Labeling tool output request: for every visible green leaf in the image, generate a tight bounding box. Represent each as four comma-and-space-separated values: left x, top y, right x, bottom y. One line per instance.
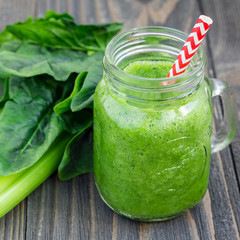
0, 78, 10, 107
0, 132, 72, 217
0, 45, 104, 177
0, 11, 124, 181
5, 10, 123, 51
58, 126, 93, 181
44, 10, 75, 21
0, 42, 87, 80
73, 93, 94, 111
0, 76, 64, 176
54, 71, 87, 114
59, 109, 93, 134
0, 40, 22, 52
94, 23, 123, 49
54, 51, 104, 112
72, 23, 123, 51
71, 52, 104, 111
0, 79, 3, 99
0, 29, 18, 46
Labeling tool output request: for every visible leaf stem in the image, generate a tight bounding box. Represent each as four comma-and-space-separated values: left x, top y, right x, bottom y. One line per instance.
0, 133, 71, 218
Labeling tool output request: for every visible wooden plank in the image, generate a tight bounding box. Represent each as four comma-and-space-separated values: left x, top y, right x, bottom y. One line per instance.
0, 201, 26, 240
0, 0, 36, 31
190, 191, 216, 240
90, 174, 114, 240
24, 2, 114, 240
27, 0, 232, 240
200, 0, 240, 239
211, 86, 240, 240
0, 0, 239, 240
25, 173, 114, 240
140, 213, 195, 240
92, 1, 214, 240
104, 0, 202, 32
0, 1, 36, 240
69, 0, 84, 23
198, 0, 240, 87
25, 174, 57, 240
94, 0, 113, 23
211, 91, 240, 236
69, 174, 91, 240
82, 0, 98, 23
23, 1, 92, 238
35, 0, 47, 17
95, 1, 239, 239
25, 173, 93, 240
114, 214, 140, 240
208, 153, 240, 240
51, 178, 73, 240
231, 86, 240, 185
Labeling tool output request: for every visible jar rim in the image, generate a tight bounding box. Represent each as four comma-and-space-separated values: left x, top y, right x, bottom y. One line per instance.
104, 26, 206, 89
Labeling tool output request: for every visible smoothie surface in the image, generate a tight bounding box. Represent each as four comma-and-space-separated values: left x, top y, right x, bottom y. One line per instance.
123, 60, 173, 78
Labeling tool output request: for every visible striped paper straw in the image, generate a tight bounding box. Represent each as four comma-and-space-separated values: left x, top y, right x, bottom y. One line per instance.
167, 15, 213, 79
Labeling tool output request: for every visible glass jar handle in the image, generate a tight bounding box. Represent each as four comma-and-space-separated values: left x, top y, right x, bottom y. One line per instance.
210, 78, 237, 153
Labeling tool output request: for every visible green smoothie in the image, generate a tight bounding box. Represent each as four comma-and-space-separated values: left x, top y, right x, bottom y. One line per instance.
94, 60, 212, 220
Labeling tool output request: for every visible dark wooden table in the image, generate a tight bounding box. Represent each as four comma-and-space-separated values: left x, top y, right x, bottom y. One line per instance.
0, 0, 240, 239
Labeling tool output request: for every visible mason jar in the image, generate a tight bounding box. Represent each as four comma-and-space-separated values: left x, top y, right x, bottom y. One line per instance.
93, 27, 237, 221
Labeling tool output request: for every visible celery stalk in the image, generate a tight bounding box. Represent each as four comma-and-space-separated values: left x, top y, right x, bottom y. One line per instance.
0, 170, 28, 193
0, 133, 71, 218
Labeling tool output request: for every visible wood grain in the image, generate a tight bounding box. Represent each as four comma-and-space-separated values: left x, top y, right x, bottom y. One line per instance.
0, 1, 35, 239
191, 191, 215, 239
0, 0, 239, 239
231, 87, 240, 187
0, 0, 36, 30
200, 1, 240, 239
199, 0, 240, 86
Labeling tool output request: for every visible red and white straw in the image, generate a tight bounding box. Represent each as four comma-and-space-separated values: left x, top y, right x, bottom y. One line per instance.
166, 15, 213, 81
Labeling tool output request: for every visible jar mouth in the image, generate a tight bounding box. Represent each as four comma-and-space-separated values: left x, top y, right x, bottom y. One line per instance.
104, 26, 206, 91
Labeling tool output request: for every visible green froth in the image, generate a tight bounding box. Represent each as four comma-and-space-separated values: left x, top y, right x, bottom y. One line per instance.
124, 60, 173, 78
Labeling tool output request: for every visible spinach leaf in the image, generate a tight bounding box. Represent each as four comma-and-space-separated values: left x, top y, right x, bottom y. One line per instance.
0, 11, 123, 180
5, 10, 122, 51
0, 40, 22, 52
0, 79, 3, 100
0, 76, 64, 176
53, 51, 104, 112
0, 29, 18, 46
58, 126, 93, 181
0, 78, 10, 107
44, 10, 75, 21
93, 23, 124, 49
71, 52, 104, 111
54, 72, 87, 114
0, 42, 87, 80
59, 109, 93, 134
